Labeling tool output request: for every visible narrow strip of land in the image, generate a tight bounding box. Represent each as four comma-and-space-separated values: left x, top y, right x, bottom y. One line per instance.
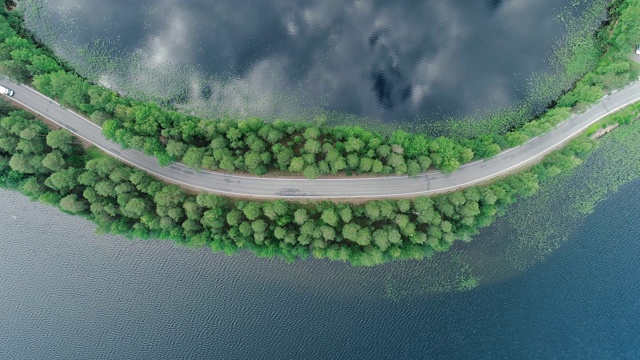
2, 78, 639, 199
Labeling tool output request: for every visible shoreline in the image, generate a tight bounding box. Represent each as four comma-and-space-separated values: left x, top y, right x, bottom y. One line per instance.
3, 77, 640, 200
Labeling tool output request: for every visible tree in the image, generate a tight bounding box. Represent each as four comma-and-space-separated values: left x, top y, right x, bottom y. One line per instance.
388, 228, 402, 245
359, 157, 373, 173
244, 151, 265, 174
407, 160, 421, 176
346, 154, 359, 169
16, 132, 46, 154
330, 156, 347, 174
0, 58, 30, 83
299, 220, 316, 240
94, 179, 117, 197
264, 128, 283, 144
386, 153, 406, 174
242, 202, 262, 221
435, 196, 455, 218
413, 197, 436, 224
480, 188, 498, 205
183, 200, 203, 220
166, 140, 187, 159
373, 229, 390, 251
289, 157, 305, 173
364, 201, 380, 221
109, 166, 133, 184
303, 164, 320, 179
397, 199, 410, 213
339, 206, 352, 223
154, 185, 186, 208
448, 191, 466, 207
274, 145, 293, 170
9, 153, 35, 173
417, 156, 432, 171
342, 223, 361, 242
320, 208, 339, 227
274, 226, 287, 240
378, 200, 396, 219
182, 219, 203, 235
319, 225, 336, 241
85, 157, 120, 177
303, 139, 321, 154
441, 220, 453, 233
460, 201, 480, 218
506, 172, 539, 197
395, 214, 410, 229
120, 198, 146, 218
194, 208, 221, 231
406, 135, 430, 158
251, 220, 268, 243
303, 127, 320, 140
389, 130, 411, 153
226, 209, 242, 226
219, 156, 235, 172
48, 71, 91, 109
0, 133, 17, 153
40, 150, 65, 171
182, 147, 205, 169
355, 228, 372, 246
345, 137, 364, 153
45, 168, 80, 191
371, 159, 384, 174
27, 54, 62, 75
429, 137, 462, 172
22, 176, 46, 198
59, 194, 88, 214
294, 208, 308, 225
505, 131, 529, 147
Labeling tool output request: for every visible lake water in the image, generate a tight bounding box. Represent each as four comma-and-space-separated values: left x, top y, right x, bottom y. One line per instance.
20, 0, 603, 125
2, 179, 639, 359
5, 1, 638, 358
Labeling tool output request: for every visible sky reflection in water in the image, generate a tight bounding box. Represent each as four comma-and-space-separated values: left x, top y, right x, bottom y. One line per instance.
27, 0, 573, 123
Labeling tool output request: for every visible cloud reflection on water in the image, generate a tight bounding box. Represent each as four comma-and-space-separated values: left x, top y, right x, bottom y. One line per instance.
25, 0, 570, 124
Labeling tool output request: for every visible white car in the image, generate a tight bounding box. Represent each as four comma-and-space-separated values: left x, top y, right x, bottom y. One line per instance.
636, 44, 640, 55
0, 85, 14, 96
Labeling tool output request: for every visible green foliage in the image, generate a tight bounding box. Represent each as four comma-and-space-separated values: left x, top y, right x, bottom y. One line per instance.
0, 108, 534, 265
1, 1, 636, 180
0, 1, 636, 267
1, 106, 587, 266
59, 194, 87, 214
46, 129, 76, 154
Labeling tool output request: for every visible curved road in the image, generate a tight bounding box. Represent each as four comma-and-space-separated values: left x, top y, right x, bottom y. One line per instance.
1, 78, 639, 199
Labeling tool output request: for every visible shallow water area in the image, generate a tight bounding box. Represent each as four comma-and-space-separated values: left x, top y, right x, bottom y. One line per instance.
20, 0, 600, 125
1, 179, 640, 359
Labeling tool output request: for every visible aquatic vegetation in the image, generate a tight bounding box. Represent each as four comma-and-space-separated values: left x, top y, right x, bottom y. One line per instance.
378, 109, 640, 293
0, 99, 619, 266
17, 0, 609, 136
0, 108, 510, 265
0, 0, 637, 267
500, 106, 640, 270
2, 0, 636, 180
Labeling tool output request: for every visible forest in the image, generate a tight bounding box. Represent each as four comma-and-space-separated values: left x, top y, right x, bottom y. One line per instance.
0, 1, 637, 265
0, 104, 606, 265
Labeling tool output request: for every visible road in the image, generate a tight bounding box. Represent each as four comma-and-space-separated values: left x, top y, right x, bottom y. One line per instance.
1, 78, 639, 199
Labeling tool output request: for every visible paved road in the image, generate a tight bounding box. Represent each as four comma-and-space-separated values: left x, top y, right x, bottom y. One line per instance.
1, 78, 639, 199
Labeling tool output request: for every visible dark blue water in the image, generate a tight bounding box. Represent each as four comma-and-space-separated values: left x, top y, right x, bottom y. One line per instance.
20, 0, 602, 124
1, 180, 639, 359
